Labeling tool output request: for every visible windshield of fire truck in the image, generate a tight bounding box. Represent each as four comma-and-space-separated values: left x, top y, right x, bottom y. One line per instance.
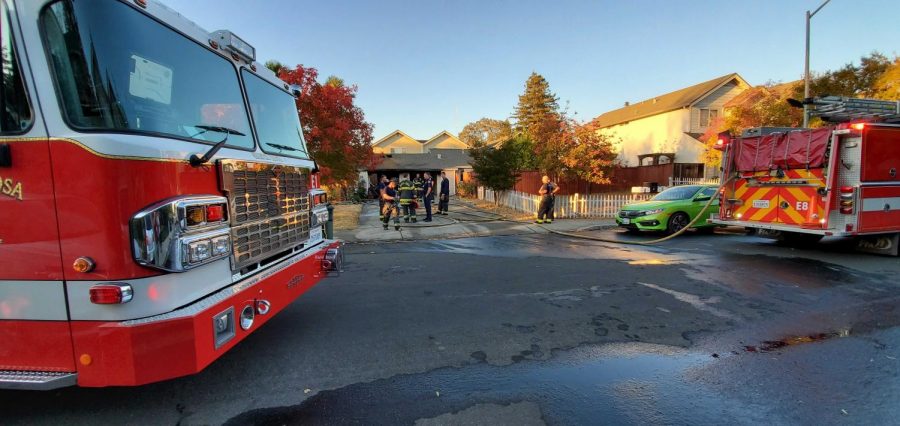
40, 0, 254, 149
242, 70, 309, 158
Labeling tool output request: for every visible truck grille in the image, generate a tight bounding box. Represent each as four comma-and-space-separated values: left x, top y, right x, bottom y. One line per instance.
219, 160, 311, 271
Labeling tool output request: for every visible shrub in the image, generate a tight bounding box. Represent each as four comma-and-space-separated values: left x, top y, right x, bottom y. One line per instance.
457, 181, 477, 198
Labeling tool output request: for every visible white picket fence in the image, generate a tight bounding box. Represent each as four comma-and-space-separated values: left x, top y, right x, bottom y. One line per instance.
668, 176, 720, 186
477, 187, 652, 218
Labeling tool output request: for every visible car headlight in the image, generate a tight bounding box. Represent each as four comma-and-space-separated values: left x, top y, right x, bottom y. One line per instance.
641, 208, 665, 216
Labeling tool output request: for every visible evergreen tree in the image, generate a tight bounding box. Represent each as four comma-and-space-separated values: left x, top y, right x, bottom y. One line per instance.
513, 72, 560, 140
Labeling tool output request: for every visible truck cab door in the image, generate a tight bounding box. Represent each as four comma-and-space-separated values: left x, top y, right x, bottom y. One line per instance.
0, 0, 75, 374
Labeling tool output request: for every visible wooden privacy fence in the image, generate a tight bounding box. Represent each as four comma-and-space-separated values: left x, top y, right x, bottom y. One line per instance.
477, 187, 652, 219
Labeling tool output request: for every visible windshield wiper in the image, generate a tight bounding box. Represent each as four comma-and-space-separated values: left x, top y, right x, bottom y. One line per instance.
265, 142, 300, 152
189, 125, 246, 167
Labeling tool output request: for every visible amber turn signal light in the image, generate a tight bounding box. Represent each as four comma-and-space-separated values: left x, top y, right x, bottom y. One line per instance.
186, 205, 206, 226
73, 257, 95, 273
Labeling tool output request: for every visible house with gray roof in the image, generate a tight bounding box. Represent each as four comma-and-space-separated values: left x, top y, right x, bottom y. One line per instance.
593, 73, 749, 178
362, 130, 474, 195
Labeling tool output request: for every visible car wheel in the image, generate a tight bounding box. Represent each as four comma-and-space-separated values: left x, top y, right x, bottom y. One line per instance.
666, 212, 690, 235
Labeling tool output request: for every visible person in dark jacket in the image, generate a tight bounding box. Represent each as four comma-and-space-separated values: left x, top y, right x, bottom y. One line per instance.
536, 175, 559, 224
422, 172, 434, 222
438, 172, 450, 214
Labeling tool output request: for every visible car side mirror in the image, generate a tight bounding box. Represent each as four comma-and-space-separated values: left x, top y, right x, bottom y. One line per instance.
694, 196, 711, 202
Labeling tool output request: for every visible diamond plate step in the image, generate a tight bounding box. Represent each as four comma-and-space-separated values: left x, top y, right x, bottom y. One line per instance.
0, 370, 77, 390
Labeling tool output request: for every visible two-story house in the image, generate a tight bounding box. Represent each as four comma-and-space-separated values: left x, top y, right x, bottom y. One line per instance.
593, 73, 750, 178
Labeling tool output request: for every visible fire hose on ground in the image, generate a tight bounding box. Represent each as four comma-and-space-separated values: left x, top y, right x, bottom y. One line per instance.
459, 176, 735, 246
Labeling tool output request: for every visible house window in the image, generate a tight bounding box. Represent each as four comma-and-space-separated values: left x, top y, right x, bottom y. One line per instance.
391, 147, 404, 154
699, 109, 718, 128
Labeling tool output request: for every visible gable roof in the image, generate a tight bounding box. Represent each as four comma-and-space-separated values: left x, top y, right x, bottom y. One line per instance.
593, 73, 748, 128
372, 149, 471, 171
423, 131, 468, 149
725, 80, 800, 109
371, 130, 419, 147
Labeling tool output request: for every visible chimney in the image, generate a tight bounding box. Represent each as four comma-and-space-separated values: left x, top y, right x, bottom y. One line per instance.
624, 101, 630, 107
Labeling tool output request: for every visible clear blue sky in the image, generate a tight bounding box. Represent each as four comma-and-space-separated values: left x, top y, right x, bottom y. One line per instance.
163, 0, 899, 141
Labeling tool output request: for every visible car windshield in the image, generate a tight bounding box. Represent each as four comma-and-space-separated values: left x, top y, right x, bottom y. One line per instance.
40, 0, 253, 148
242, 70, 309, 158
651, 185, 701, 201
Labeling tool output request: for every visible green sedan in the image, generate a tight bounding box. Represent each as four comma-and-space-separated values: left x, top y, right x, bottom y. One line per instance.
616, 185, 720, 234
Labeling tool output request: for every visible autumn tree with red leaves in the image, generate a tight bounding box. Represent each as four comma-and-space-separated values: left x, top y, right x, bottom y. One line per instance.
273, 63, 378, 187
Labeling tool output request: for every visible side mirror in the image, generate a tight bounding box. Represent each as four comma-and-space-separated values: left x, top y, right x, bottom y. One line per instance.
289, 84, 302, 98
694, 196, 711, 202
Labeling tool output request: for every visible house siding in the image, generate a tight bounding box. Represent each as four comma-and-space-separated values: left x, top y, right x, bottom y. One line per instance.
603, 109, 703, 166
372, 133, 424, 154
424, 134, 468, 151
689, 81, 746, 132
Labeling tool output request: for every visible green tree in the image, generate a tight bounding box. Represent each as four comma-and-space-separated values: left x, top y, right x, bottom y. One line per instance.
459, 117, 513, 147
513, 72, 560, 140
469, 138, 525, 205
871, 56, 900, 100
325, 75, 345, 88
512, 73, 570, 175
264, 59, 287, 76
795, 52, 893, 99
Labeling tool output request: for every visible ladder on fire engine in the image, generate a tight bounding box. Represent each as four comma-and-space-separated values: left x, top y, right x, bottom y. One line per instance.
808, 96, 900, 123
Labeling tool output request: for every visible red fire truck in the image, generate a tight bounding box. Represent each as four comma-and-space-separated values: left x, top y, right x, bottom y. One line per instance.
0, 0, 342, 389
712, 97, 900, 255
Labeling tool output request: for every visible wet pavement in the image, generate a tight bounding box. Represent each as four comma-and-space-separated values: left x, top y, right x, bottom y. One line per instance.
2, 227, 899, 425
337, 199, 613, 243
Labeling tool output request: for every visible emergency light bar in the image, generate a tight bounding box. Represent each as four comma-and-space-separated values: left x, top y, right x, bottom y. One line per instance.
211, 30, 255, 62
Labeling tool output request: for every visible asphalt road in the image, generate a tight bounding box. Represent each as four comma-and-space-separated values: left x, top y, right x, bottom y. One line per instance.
3, 227, 899, 425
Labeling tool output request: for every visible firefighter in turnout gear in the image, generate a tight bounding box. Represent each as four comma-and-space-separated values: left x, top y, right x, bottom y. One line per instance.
536, 175, 559, 224
413, 173, 425, 200
398, 178, 418, 223
381, 180, 401, 230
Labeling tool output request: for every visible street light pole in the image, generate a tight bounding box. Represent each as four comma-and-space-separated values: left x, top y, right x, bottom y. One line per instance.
804, 0, 832, 128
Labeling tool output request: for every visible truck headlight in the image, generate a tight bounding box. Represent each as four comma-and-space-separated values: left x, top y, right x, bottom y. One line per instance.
131, 196, 231, 272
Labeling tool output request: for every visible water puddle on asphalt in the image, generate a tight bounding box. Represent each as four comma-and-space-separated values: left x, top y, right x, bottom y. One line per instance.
743, 329, 852, 353
224, 343, 714, 426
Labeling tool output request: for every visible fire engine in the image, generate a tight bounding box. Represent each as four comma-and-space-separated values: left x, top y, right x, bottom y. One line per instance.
712, 96, 900, 255
0, 0, 343, 389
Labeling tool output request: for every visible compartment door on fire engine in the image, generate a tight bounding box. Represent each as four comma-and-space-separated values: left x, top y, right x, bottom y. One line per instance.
0, 1, 75, 372
733, 173, 779, 223
775, 170, 827, 227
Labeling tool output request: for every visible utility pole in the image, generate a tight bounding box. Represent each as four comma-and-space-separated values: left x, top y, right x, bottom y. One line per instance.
804, 0, 832, 127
